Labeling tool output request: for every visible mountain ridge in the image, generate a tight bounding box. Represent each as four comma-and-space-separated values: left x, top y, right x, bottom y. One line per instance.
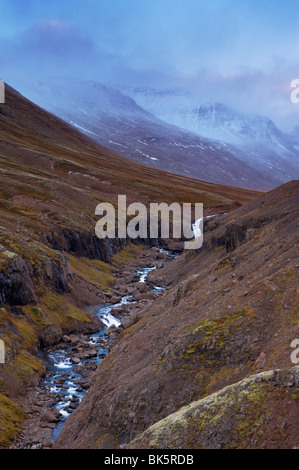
11, 77, 282, 190
125, 87, 299, 185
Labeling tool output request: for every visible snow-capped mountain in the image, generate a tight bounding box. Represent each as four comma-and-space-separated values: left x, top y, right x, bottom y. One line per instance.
13, 78, 294, 189
123, 87, 299, 185
183, 103, 299, 181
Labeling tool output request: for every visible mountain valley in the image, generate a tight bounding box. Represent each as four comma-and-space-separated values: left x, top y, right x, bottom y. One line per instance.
0, 84, 260, 448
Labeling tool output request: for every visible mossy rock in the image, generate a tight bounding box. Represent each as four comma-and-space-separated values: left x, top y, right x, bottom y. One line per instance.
128, 366, 299, 449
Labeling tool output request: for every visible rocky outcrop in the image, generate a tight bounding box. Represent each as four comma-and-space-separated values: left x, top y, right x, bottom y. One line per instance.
0, 253, 36, 307
0, 245, 72, 307
128, 366, 299, 449
47, 229, 125, 262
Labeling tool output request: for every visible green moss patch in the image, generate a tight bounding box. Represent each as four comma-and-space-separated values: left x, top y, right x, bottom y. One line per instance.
0, 393, 26, 448
69, 253, 115, 290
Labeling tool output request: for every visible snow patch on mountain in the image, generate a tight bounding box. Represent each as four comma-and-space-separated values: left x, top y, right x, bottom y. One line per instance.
124, 87, 299, 182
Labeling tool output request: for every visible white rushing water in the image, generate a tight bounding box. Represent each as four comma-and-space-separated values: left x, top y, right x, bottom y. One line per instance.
192, 213, 227, 239
96, 305, 122, 328
48, 352, 72, 369
94, 294, 136, 327
136, 266, 157, 283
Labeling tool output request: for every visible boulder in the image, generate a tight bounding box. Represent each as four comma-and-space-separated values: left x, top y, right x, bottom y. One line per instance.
86, 349, 98, 359
255, 351, 267, 369
126, 286, 137, 295
71, 357, 81, 364
121, 314, 139, 330
62, 335, 71, 343
70, 335, 80, 345
40, 410, 59, 424
110, 296, 122, 304
111, 307, 125, 316
136, 282, 150, 293
40, 326, 63, 348
104, 325, 118, 337
134, 291, 156, 301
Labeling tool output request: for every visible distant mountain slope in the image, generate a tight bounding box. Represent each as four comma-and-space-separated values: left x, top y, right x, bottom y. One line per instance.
13, 78, 277, 190
126, 87, 299, 185
1, 84, 258, 220
178, 102, 299, 182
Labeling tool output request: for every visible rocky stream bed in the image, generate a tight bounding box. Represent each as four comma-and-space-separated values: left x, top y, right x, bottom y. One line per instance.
10, 247, 177, 449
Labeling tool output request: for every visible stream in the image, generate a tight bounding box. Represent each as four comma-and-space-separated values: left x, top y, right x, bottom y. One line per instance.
37, 213, 223, 442
39, 252, 172, 441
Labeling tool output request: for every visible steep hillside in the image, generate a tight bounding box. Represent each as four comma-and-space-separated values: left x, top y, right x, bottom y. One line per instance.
55, 181, 299, 449
13, 78, 273, 190
0, 84, 259, 447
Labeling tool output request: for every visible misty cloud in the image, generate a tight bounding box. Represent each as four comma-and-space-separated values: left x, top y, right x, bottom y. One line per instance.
20, 20, 95, 58
1, 0, 299, 130
0, 20, 98, 78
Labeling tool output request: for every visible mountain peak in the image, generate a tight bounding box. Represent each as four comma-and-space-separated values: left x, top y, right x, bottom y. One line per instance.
197, 102, 234, 114
195, 101, 276, 130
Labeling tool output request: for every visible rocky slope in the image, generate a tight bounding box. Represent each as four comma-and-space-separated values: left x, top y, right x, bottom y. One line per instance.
55, 180, 299, 449
0, 84, 259, 447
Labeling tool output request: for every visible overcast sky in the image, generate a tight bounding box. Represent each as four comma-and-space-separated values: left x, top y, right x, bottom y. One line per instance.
1, 0, 299, 130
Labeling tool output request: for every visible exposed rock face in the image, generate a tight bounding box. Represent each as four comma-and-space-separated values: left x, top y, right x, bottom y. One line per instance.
48, 229, 125, 263
0, 254, 36, 307
55, 181, 299, 449
0, 248, 74, 308
0, 231, 131, 310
